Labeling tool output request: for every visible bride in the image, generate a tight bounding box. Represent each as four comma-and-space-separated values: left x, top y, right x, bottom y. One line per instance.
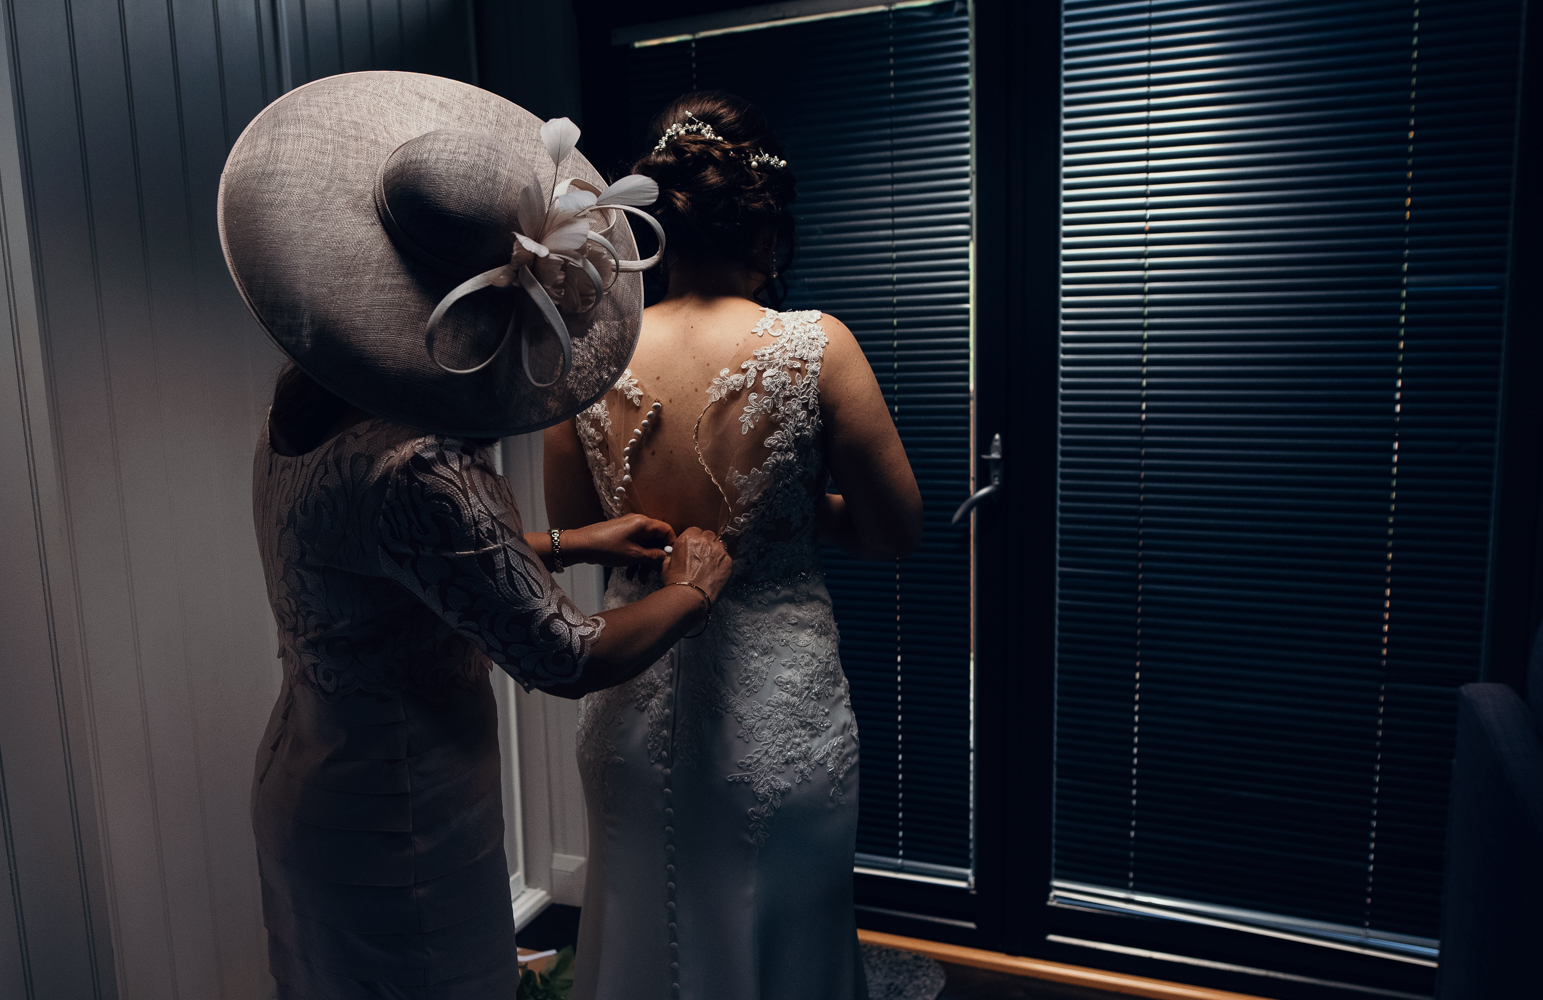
544, 91, 922, 1000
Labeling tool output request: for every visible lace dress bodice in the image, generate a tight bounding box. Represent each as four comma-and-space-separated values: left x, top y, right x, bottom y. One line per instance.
570, 308, 862, 1000
575, 307, 829, 588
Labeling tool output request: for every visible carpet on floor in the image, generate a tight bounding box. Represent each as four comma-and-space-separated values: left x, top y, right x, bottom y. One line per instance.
863, 943, 947, 1000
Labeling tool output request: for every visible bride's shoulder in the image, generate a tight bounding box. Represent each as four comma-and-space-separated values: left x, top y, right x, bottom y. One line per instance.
760, 307, 852, 350
789, 309, 857, 359
801, 311, 873, 400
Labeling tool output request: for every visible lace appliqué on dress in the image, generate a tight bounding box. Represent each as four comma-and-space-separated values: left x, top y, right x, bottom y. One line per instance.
576, 644, 670, 805
701, 309, 829, 587
575, 371, 628, 521
573, 309, 850, 842
578, 575, 856, 844
712, 595, 856, 844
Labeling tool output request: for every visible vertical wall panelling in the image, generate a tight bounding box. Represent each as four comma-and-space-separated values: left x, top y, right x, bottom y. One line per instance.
281, 0, 478, 88
0, 4, 118, 996
0, 0, 562, 992
478, 7, 593, 919
0, 0, 292, 995
502, 432, 602, 912
0, 0, 477, 996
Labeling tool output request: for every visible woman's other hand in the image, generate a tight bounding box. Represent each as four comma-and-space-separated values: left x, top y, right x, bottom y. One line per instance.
566, 514, 676, 567
662, 527, 733, 603
542, 526, 732, 699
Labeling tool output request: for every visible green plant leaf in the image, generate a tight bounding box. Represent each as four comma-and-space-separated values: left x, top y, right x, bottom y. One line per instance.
515, 946, 576, 1000
547, 946, 576, 994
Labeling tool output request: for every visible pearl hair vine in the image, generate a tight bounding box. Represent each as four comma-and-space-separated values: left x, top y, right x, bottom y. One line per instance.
653, 113, 790, 170
747, 150, 788, 170
654, 113, 722, 150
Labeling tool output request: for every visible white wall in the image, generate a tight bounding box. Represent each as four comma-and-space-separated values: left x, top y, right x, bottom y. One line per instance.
0, 1, 503, 998
0, 2, 289, 997
501, 433, 600, 909
0, 0, 589, 992
0, 18, 119, 998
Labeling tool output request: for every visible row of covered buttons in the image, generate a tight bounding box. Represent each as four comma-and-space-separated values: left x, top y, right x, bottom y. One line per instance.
664, 761, 679, 996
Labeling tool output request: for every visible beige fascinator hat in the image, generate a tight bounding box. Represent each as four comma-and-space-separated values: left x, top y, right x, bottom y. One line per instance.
218, 71, 664, 438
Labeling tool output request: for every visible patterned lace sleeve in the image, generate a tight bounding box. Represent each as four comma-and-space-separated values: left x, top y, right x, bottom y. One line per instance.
376, 437, 604, 691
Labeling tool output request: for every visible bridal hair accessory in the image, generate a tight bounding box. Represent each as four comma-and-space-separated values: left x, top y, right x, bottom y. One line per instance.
654, 114, 789, 171
747, 150, 787, 170
654, 113, 723, 151
424, 117, 667, 387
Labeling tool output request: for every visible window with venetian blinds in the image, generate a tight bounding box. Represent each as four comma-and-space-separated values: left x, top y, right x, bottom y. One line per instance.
1055, 0, 1520, 964
621, 1, 975, 882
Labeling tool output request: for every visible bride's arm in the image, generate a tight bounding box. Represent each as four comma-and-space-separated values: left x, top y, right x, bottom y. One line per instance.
533, 420, 677, 569
817, 315, 924, 558
544, 418, 608, 529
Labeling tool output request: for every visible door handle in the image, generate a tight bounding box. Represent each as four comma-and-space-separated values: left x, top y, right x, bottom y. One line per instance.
951, 433, 1002, 524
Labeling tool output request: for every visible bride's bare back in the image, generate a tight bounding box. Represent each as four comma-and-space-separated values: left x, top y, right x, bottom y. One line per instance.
546, 294, 921, 560
584, 296, 775, 534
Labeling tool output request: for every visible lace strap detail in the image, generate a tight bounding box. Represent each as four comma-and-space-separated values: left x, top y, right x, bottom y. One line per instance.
692, 308, 827, 539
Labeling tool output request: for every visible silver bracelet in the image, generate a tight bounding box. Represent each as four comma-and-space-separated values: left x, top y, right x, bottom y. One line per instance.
549, 528, 564, 573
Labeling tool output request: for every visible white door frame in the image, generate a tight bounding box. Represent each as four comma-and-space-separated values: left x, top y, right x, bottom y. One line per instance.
495, 433, 599, 928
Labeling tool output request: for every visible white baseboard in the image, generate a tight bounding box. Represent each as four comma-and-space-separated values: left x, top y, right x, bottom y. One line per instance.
511, 886, 553, 931
550, 852, 587, 907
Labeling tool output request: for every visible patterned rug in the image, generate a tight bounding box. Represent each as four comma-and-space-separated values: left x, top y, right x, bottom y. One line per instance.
862, 943, 947, 1000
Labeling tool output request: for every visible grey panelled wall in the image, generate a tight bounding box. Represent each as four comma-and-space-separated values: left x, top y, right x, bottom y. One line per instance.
279, 0, 478, 89
0, 1, 287, 996
0, 15, 118, 999
0, 2, 474, 1000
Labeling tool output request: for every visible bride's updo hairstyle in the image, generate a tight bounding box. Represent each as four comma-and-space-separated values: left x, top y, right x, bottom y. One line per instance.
632, 90, 795, 305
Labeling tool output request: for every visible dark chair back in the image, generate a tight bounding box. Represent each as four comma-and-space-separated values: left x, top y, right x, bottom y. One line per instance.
1434, 629, 1543, 998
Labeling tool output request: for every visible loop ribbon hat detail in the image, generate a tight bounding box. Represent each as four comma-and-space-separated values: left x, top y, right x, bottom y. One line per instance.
219, 71, 664, 438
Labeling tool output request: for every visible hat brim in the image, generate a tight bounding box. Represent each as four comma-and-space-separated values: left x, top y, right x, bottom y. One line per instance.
219, 71, 641, 438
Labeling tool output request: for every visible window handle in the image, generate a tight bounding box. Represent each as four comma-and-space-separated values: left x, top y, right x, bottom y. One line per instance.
951, 433, 1003, 524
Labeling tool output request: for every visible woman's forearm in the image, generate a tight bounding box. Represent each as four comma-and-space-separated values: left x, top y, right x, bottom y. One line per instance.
523, 525, 602, 572
525, 515, 673, 572
540, 584, 708, 699
525, 530, 559, 570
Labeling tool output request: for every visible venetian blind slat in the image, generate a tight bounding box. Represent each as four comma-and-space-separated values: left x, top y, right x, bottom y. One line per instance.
1055, 0, 1518, 944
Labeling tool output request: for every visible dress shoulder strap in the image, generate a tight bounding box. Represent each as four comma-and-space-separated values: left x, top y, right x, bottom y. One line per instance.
693, 307, 829, 535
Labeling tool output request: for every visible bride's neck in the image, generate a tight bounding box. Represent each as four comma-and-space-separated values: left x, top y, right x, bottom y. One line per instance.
662, 255, 766, 304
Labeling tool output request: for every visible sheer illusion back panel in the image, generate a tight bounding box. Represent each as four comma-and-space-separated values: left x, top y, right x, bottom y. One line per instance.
576, 308, 828, 568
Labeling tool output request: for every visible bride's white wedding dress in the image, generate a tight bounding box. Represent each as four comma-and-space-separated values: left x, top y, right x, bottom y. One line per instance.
570, 308, 866, 1000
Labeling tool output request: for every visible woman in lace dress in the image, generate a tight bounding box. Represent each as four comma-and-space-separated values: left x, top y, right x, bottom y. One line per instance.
222, 74, 733, 998
544, 92, 923, 1000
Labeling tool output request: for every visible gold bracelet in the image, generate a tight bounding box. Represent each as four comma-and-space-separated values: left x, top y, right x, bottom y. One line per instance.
670, 580, 713, 637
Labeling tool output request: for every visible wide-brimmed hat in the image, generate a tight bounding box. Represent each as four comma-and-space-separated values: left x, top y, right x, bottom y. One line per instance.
219, 71, 663, 438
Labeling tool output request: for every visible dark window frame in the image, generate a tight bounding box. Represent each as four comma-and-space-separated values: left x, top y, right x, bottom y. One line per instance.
572, 1, 1543, 996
